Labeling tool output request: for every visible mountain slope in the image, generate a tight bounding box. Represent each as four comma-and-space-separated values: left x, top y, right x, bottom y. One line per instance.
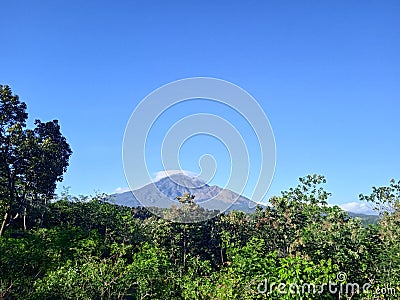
110, 174, 258, 213
347, 212, 379, 225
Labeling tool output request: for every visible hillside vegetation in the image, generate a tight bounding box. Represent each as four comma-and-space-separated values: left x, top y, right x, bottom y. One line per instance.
1, 175, 399, 299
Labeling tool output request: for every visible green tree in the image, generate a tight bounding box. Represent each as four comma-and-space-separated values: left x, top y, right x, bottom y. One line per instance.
252, 175, 331, 256
0, 84, 72, 237
360, 179, 400, 292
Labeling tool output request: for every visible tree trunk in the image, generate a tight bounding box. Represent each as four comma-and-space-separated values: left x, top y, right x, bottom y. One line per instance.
39, 197, 47, 228
0, 211, 9, 238
23, 206, 27, 231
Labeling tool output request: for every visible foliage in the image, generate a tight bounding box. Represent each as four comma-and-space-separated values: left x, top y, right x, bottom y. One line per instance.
0, 84, 72, 237
1, 177, 398, 299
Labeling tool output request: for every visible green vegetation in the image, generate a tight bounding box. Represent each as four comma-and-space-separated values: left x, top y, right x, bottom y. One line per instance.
0, 84, 72, 237
1, 86, 399, 299
1, 177, 398, 299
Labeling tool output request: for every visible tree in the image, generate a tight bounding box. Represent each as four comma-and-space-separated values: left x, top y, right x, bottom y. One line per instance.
176, 192, 196, 205
359, 179, 400, 289
0, 84, 72, 237
359, 179, 400, 216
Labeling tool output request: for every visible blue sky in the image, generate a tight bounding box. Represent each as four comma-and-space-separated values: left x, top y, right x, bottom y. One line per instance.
1, 1, 399, 213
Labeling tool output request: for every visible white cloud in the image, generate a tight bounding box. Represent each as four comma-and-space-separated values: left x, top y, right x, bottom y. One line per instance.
152, 170, 198, 182
114, 187, 131, 194
339, 201, 377, 215
114, 170, 198, 194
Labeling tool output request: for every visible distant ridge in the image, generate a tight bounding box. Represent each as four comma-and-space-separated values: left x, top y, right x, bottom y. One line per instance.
110, 174, 380, 222
347, 212, 379, 225
110, 174, 258, 213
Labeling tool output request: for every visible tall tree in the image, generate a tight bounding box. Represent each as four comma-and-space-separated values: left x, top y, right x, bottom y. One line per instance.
0, 84, 72, 236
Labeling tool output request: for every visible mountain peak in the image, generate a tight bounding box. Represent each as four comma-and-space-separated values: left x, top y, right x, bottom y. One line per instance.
156, 173, 208, 189
111, 173, 259, 214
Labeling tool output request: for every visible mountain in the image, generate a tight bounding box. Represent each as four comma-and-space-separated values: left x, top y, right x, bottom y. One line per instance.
110, 174, 381, 221
109, 174, 258, 214
347, 212, 380, 225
